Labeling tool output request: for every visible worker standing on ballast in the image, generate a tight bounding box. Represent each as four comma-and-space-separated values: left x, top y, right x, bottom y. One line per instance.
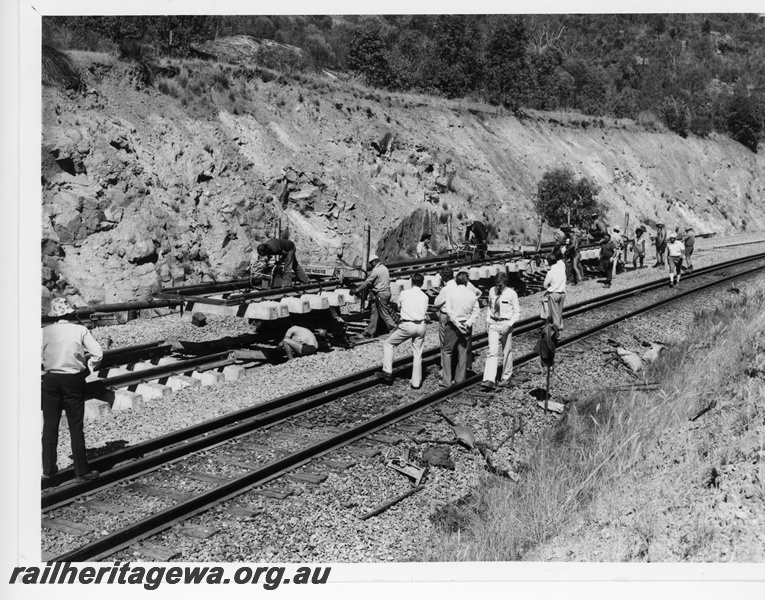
667, 231, 685, 287
350, 254, 397, 342
378, 272, 429, 388
541, 253, 566, 336
653, 223, 668, 268
256, 238, 310, 287
682, 226, 695, 272
42, 298, 103, 483
442, 272, 481, 386
481, 272, 520, 391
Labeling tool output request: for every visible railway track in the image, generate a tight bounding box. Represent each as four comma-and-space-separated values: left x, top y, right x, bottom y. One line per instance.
41, 252, 765, 562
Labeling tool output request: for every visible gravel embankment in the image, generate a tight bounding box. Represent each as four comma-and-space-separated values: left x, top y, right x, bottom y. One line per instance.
42, 233, 765, 561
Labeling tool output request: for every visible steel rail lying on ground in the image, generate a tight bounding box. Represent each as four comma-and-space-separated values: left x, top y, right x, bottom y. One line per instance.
50, 258, 765, 562
42, 252, 765, 499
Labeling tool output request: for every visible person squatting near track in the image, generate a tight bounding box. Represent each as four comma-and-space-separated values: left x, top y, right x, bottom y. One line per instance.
653, 222, 668, 268
280, 326, 322, 360
256, 238, 310, 287
441, 271, 481, 386
683, 226, 695, 272
540, 252, 566, 336
434, 268, 480, 382
350, 254, 397, 341
667, 231, 685, 287
480, 272, 520, 391
632, 227, 647, 269
378, 272, 429, 388
41, 298, 103, 483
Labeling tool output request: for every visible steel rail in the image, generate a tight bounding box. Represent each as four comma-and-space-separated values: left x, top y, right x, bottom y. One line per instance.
41, 252, 765, 501
51, 259, 765, 562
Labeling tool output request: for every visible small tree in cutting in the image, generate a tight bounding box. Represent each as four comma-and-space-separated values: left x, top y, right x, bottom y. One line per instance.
534, 166, 604, 228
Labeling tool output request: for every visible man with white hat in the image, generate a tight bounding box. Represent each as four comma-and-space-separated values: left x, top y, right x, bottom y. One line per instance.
666, 231, 685, 287
350, 254, 397, 341
41, 298, 103, 483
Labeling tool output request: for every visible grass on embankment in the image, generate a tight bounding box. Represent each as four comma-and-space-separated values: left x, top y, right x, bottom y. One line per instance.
422, 279, 765, 562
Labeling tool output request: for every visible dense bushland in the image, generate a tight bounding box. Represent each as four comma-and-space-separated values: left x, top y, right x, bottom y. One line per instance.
43, 14, 765, 151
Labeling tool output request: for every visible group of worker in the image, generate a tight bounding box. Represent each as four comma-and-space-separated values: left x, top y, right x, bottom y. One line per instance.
585, 214, 696, 288
352, 249, 566, 391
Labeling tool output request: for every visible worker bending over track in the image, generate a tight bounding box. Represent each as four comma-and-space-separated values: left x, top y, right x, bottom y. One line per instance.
256, 238, 310, 287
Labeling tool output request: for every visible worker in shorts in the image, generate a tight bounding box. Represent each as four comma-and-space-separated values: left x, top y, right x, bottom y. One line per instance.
667, 231, 685, 287
632, 227, 647, 269
480, 272, 520, 391
378, 272, 429, 388
653, 223, 667, 268
280, 326, 320, 360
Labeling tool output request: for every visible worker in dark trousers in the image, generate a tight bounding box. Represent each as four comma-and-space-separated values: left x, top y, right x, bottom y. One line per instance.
653, 223, 667, 268
256, 238, 310, 287
42, 298, 102, 483
350, 254, 397, 341
561, 225, 583, 284
683, 226, 695, 272
465, 220, 489, 259
434, 268, 480, 381
599, 234, 617, 288
442, 272, 481, 386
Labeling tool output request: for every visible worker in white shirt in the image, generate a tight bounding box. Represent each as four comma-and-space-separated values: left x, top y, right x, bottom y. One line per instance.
415, 233, 437, 259
378, 272, 430, 388
442, 271, 481, 385
541, 252, 566, 335
434, 268, 480, 381
666, 231, 685, 287
481, 272, 521, 391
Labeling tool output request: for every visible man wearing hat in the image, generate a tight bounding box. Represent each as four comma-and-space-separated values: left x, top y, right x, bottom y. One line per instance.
256, 238, 310, 287
682, 226, 695, 272
653, 223, 667, 268
41, 298, 103, 483
415, 233, 437, 259
666, 231, 685, 287
350, 254, 397, 341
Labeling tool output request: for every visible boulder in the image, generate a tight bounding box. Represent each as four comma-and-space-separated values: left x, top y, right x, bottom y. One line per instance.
423, 446, 455, 470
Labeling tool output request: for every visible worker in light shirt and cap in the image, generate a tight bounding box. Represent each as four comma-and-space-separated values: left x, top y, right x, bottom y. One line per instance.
41, 298, 103, 483
350, 253, 397, 341
378, 272, 430, 389
666, 231, 685, 288
541, 252, 566, 336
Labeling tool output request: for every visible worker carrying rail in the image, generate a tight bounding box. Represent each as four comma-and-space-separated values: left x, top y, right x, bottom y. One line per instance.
255, 238, 310, 288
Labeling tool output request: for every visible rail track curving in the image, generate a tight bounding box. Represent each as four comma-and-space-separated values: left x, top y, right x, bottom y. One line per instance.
42, 252, 765, 562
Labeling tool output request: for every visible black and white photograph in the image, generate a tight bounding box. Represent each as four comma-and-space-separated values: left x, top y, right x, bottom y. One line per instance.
3, 1, 765, 597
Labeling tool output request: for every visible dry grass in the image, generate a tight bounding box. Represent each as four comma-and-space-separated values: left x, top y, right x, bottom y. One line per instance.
423, 279, 765, 562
